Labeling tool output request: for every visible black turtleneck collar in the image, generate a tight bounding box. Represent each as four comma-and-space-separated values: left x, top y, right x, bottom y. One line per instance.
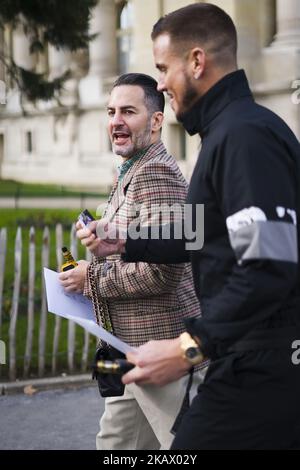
178, 69, 253, 137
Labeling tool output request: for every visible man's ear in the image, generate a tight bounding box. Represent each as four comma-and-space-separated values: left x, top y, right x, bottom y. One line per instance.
151, 111, 164, 133
189, 47, 206, 80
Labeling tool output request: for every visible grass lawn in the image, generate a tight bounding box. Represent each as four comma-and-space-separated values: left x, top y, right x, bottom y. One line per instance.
0, 179, 108, 198
0, 208, 98, 380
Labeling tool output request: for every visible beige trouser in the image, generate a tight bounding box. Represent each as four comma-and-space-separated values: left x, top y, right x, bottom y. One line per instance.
96, 370, 206, 450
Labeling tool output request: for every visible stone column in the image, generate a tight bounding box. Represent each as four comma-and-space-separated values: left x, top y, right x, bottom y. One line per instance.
47, 46, 79, 106
131, 0, 161, 76
253, 0, 300, 140
273, 0, 300, 47
13, 24, 36, 70
89, 0, 117, 78
0, 27, 5, 82
0, 27, 6, 108
79, 0, 117, 106
6, 23, 37, 111
48, 47, 72, 79
263, 0, 300, 80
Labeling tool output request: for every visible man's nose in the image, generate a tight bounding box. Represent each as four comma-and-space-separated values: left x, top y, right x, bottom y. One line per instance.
111, 111, 125, 126
157, 75, 166, 92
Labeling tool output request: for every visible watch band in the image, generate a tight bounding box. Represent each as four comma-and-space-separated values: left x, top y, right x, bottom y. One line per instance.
179, 332, 204, 366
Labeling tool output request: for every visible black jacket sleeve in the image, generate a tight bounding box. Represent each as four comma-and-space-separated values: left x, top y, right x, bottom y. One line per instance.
122, 224, 190, 264
185, 122, 300, 358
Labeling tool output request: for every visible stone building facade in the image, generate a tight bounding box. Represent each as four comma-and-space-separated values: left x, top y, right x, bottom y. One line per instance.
0, 0, 299, 190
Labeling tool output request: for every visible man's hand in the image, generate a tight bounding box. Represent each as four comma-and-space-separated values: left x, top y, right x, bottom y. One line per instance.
75, 219, 126, 258
122, 337, 191, 386
59, 260, 89, 293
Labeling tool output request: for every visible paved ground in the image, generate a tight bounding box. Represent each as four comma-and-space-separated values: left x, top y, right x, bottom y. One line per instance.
0, 386, 105, 450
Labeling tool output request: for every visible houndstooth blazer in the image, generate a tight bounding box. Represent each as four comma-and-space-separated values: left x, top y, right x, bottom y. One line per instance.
84, 140, 201, 347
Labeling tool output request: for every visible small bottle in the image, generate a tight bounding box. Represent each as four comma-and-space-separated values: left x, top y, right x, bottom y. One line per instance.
94, 359, 134, 375
61, 246, 78, 272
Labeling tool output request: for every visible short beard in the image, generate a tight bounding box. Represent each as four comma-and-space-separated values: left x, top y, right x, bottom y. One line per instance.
113, 117, 152, 159
176, 74, 199, 121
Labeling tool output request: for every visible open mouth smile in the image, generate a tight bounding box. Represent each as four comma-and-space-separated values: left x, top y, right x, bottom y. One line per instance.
113, 131, 131, 144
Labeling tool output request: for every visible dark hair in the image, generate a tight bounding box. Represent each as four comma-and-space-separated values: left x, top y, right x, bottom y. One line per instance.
112, 73, 165, 113
151, 3, 237, 68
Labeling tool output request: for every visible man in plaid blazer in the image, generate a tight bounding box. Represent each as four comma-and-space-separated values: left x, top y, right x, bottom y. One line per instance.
61, 73, 203, 450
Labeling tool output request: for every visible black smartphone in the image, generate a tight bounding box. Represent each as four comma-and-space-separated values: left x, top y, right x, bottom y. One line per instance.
78, 209, 95, 227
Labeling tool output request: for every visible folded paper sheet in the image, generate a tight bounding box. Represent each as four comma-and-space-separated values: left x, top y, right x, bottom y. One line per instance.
43, 268, 135, 355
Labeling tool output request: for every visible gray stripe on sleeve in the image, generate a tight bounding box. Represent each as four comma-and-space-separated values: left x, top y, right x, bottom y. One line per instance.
228, 221, 298, 264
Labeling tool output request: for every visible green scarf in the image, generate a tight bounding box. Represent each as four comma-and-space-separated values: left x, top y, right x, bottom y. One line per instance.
117, 145, 151, 182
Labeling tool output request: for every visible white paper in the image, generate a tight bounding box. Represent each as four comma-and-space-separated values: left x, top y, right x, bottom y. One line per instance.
43, 268, 135, 355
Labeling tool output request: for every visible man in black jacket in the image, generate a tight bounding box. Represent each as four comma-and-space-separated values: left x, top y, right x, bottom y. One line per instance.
77, 3, 300, 449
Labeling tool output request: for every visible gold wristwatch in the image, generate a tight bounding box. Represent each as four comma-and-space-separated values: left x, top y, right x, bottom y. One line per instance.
179, 332, 204, 366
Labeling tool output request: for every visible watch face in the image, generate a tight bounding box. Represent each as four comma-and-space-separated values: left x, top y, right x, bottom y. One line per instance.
186, 347, 199, 359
